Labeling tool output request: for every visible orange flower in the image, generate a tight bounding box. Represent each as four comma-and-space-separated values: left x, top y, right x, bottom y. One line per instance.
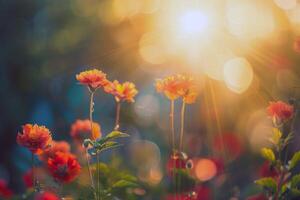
267, 101, 294, 122
155, 75, 182, 100
105, 80, 138, 103
70, 119, 101, 141
155, 74, 199, 103
35, 191, 60, 200
76, 69, 109, 90
176, 74, 199, 104
39, 140, 71, 161
17, 124, 52, 154
47, 152, 81, 183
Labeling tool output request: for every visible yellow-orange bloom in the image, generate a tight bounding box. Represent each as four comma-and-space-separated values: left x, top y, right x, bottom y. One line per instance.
155, 74, 199, 103
17, 124, 52, 154
104, 80, 138, 103
76, 69, 109, 89
70, 119, 101, 141
176, 74, 199, 104
155, 76, 182, 100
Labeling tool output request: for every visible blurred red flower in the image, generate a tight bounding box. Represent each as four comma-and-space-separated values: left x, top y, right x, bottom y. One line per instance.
0, 179, 13, 198
267, 101, 293, 122
23, 169, 33, 188
213, 133, 243, 159
76, 69, 109, 90
47, 152, 81, 183
17, 124, 52, 155
104, 80, 138, 103
35, 191, 60, 200
259, 161, 278, 178
39, 140, 71, 162
294, 37, 300, 54
70, 119, 101, 141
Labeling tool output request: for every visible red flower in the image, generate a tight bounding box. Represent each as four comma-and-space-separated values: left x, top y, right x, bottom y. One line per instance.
0, 179, 13, 198
267, 101, 294, 122
70, 119, 101, 141
213, 133, 243, 159
259, 161, 278, 178
47, 152, 81, 183
76, 69, 109, 90
35, 191, 60, 200
39, 141, 71, 161
23, 169, 33, 188
104, 80, 138, 103
17, 124, 52, 154
294, 37, 300, 54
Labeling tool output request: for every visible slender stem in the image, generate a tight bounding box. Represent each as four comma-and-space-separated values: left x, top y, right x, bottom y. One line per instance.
85, 150, 97, 200
114, 101, 121, 131
170, 100, 175, 152
97, 152, 101, 200
179, 102, 186, 153
88, 91, 97, 200
31, 153, 36, 192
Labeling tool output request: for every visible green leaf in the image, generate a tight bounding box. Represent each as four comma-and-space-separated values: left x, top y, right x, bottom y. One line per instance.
105, 131, 130, 140
255, 177, 277, 193
291, 188, 300, 197
289, 151, 300, 170
96, 131, 129, 146
112, 180, 138, 189
261, 148, 276, 162
291, 174, 300, 188
98, 141, 123, 153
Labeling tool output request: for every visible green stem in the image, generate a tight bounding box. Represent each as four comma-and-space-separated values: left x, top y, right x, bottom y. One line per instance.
170, 100, 175, 152
89, 91, 97, 200
97, 152, 101, 200
114, 101, 121, 131
85, 150, 96, 200
31, 153, 36, 192
179, 102, 186, 153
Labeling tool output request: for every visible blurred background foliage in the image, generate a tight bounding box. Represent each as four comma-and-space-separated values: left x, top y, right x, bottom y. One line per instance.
1, 0, 300, 199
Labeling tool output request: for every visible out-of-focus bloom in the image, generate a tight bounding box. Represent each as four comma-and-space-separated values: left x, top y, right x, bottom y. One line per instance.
39, 141, 71, 161
0, 179, 13, 198
70, 119, 101, 141
76, 69, 108, 90
213, 133, 243, 159
155, 74, 199, 103
246, 194, 267, 200
17, 124, 52, 154
47, 152, 81, 183
23, 169, 33, 188
259, 161, 278, 178
194, 186, 211, 200
211, 158, 225, 176
294, 37, 300, 54
267, 101, 294, 122
35, 191, 60, 200
104, 80, 138, 103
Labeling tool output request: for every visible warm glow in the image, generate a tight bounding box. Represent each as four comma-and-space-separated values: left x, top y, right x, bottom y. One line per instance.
274, 0, 297, 10
195, 158, 217, 181
178, 10, 210, 36
223, 57, 254, 94
226, 0, 275, 39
